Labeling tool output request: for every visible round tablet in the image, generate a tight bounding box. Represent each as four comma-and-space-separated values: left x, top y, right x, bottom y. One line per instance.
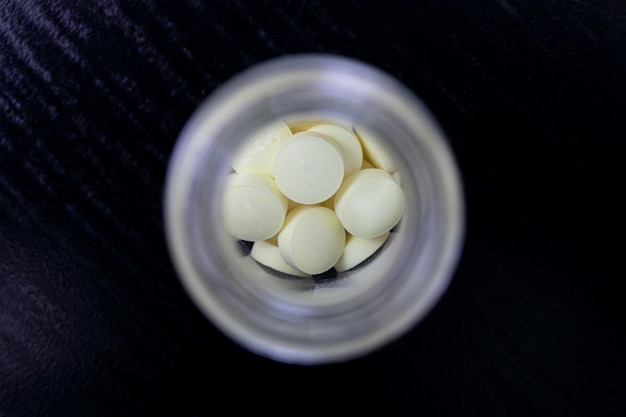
354, 125, 397, 173
309, 124, 363, 177
278, 206, 346, 275
334, 232, 390, 272
273, 131, 345, 204
231, 120, 292, 176
251, 240, 310, 277
222, 172, 288, 241
334, 168, 405, 238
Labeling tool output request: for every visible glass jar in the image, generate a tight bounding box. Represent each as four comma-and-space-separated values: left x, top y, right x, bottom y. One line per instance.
164, 54, 464, 364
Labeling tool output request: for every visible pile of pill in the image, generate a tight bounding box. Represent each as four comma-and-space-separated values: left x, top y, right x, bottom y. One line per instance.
222, 119, 405, 276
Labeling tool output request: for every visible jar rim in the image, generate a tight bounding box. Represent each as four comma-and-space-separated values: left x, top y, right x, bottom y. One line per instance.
164, 54, 465, 364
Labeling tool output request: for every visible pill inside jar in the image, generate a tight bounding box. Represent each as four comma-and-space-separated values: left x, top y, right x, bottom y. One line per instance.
221, 115, 407, 295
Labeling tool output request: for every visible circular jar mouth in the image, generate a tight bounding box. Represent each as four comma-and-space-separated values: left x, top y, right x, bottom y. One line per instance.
164, 54, 465, 364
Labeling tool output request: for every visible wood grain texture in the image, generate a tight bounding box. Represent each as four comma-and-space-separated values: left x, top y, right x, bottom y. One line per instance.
2, 1, 625, 416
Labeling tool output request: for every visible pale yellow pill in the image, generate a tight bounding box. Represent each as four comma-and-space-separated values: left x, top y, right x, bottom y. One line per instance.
334, 232, 390, 272
354, 125, 397, 173
334, 168, 405, 238
274, 131, 345, 204
231, 120, 292, 176
251, 240, 310, 277
309, 124, 363, 177
222, 172, 288, 241
278, 206, 345, 275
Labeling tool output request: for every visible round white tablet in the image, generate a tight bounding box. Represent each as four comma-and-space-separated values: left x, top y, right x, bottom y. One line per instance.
222, 172, 288, 241
334, 168, 405, 238
251, 240, 310, 277
231, 120, 292, 176
354, 125, 397, 173
278, 206, 346, 275
334, 232, 390, 272
309, 124, 363, 177
273, 131, 345, 204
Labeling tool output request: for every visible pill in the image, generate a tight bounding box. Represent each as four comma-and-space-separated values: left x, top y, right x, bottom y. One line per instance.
273, 131, 345, 204
278, 206, 346, 275
251, 240, 310, 277
231, 120, 292, 176
334, 232, 390, 272
309, 124, 363, 177
222, 172, 288, 241
334, 168, 405, 238
354, 125, 397, 173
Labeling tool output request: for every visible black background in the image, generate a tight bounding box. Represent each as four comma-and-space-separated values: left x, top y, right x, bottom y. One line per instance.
1, 1, 625, 416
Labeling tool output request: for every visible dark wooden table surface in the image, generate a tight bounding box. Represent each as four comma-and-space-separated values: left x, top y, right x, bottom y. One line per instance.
1, 1, 625, 416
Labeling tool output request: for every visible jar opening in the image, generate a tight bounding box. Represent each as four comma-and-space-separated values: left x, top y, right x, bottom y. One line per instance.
165, 55, 464, 364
